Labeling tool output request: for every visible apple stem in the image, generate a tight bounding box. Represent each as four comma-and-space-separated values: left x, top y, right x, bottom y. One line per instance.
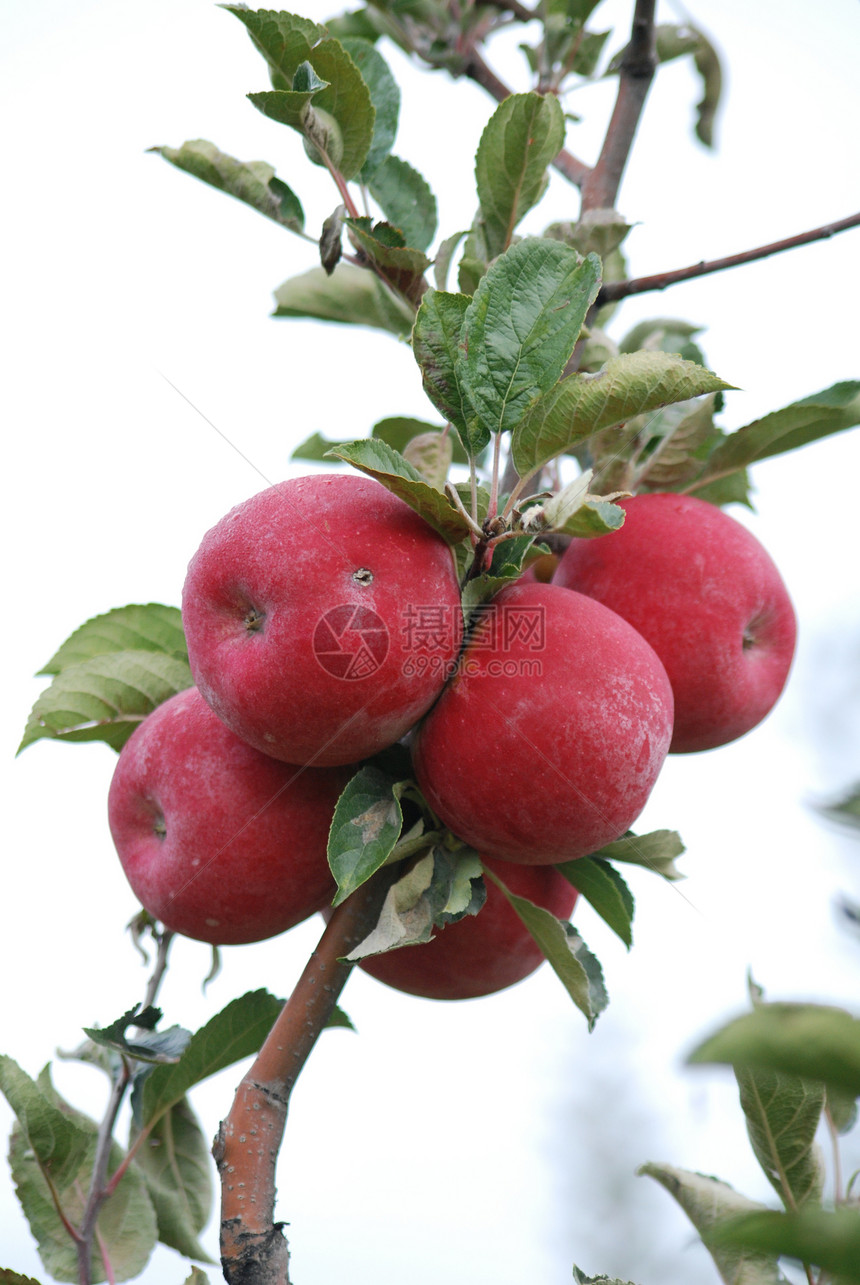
214, 871, 395, 1285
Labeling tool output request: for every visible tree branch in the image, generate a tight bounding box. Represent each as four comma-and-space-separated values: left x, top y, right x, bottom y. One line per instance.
580, 0, 657, 212
596, 212, 860, 305
215, 873, 394, 1285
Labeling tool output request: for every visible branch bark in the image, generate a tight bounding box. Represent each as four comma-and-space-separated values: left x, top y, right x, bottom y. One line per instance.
215, 874, 394, 1285
596, 212, 860, 305
580, 0, 657, 212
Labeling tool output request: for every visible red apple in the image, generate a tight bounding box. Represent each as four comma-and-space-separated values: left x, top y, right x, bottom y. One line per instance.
182, 473, 463, 767
553, 492, 797, 753
355, 856, 578, 1000
412, 581, 674, 864
107, 687, 352, 945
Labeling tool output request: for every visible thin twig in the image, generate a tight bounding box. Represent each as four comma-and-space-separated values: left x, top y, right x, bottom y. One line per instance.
580, 0, 657, 212
597, 211, 860, 304
215, 872, 395, 1285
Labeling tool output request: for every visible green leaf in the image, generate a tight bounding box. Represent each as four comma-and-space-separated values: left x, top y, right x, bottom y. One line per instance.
555, 856, 634, 949
0, 1272, 46, 1284
434, 229, 468, 291
7, 1068, 157, 1283
818, 782, 860, 830
594, 829, 686, 881
474, 93, 565, 259
412, 289, 484, 453
368, 155, 438, 252
326, 1005, 355, 1032
511, 351, 732, 478
639, 1164, 786, 1285
324, 437, 472, 543
346, 848, 485, 959
711, 1208, 860, 1283
327, 765, 407, 905
373, 416, 469, 464
402, 430, 453, 490
484, 867, 607, 1029
345, 218, 430, 302
0, 1056, 93, 1192
736, 1063, 825, 1210
39, 604, 187, 676
183, 1271, 211, 1285
139, 990, 284, 1130
692, 27, 723, 147
83, 1007, 192, 1067
273, 262, 415, 337
154, 140, 303, 232
635, 395, 720, 490
221, 6, 325, 84
689, 381, 860, 492
572, 1270, 641, 1285
460, 534, 545, 618
340, 37, 399, 177
461, 239, 602, 438
131, 1097, 214, 1263
534, 469, 627, 537
18, 651, 193, 754
688, 1003, 860, 1100
249, 38, 375, 180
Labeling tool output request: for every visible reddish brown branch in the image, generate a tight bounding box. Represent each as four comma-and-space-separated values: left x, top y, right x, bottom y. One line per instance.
580, 0, 657, 212
596, 212, 860, 305
214, 875, 393, 1285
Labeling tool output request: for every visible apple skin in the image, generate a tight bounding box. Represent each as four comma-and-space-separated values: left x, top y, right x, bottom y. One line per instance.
182, 473, 463, 767
107, 687, 352, 945
351, 857, 578, 1001
553, 493, 797, 753
412, 581, 674, 865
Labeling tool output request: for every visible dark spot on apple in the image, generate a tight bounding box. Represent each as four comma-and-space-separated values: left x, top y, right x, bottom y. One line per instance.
353, 567, 373, 586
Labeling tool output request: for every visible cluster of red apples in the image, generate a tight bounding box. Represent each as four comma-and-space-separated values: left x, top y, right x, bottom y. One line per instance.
108, 472, 797, 1000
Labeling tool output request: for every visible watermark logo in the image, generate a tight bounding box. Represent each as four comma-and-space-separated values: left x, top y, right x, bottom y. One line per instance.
313, 605, 389, 680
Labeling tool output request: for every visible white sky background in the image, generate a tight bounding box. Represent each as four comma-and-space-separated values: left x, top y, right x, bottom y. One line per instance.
2, 1, 860, 1281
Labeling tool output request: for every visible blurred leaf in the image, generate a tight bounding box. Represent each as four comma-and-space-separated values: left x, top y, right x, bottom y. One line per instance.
693, 27, 723, 147
595, 829, 686, 880
690, 381, 860, 492
273, 263, 415, 337
402, 431, 453, 489
485, 867, 607, 1029
475, 93, 565, 259
139, 991, 284, 1129
555, 856, 634, 949
511, 351, 732, 478
328, 765, 407, 905
712, 1208, 860, 1283
154, 140, 303, 232
434, 229, 468, 290
736, 1063, 825, 1209
546, 209, 633, 261
818, 782, 860, 830
84, 1006, 191, 1067
39, 604, 187, 675
572, 1270, 641, 1285
131, 1097, 214, 1263
412, 289, 483, 453
9, 1069, 156, 1283
324, 437, 472, 543
18, 652, 193, 754
0, 1056, 93, 1192
368, 155, 438, 252
688, 1003, 860, 1099
340, 37, 399, 177
636, 395, 719, 490
639, 1164, 785, 1285
461, 239, 602, 438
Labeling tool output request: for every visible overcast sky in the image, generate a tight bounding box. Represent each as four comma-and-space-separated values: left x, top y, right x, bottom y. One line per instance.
2, 1, 860, 1281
